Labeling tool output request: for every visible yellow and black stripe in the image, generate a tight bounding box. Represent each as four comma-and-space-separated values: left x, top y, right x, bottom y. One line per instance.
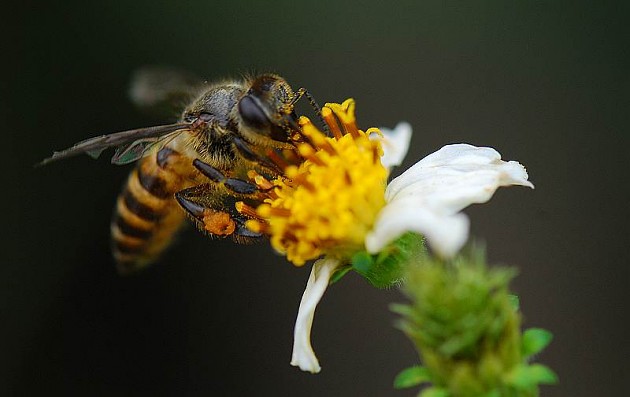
111, 147, 193, 274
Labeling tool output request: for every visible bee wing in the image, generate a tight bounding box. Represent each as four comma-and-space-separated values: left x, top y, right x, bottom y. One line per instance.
109, 128, 187, 165
129, 66, 205, 116
39, 122, 191, 166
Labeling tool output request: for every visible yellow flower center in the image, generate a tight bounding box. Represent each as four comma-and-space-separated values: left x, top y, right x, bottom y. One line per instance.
246, 99, 388, 266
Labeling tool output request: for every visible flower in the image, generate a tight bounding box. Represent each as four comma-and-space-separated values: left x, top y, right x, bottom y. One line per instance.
365, 141, 534, 257
246, 99, 387, 266
243, 99, 533, 373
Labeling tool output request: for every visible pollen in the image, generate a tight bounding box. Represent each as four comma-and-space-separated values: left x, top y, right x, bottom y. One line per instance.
253, 99, 388, 266
203, 210, 236, 236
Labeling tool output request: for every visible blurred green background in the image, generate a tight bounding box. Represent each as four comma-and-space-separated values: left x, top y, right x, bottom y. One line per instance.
3, 1, 627, 395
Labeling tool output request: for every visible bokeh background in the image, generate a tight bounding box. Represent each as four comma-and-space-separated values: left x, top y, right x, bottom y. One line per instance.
3, 1, 627, 396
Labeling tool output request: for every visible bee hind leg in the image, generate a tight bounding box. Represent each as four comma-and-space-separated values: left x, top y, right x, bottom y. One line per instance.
175, 184, 263, 240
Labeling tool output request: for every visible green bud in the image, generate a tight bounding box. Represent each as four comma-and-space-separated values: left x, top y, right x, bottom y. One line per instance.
392, 246, 556, 397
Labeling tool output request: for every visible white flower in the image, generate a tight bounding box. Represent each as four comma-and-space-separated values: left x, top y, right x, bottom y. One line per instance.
290, 122, 534, 373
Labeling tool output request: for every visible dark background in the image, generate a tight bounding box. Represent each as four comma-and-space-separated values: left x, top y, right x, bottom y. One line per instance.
3, 1, 627, 396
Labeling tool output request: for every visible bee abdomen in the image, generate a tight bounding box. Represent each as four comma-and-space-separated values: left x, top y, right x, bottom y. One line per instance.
111, 148, 191, 274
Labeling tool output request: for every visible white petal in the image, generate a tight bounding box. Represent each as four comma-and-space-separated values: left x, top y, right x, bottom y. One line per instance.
372, 122, 413, 168
290, 257, 341, 373
365, 202, 469, 257
366, 144, 533, 257
386, 144, 533, 202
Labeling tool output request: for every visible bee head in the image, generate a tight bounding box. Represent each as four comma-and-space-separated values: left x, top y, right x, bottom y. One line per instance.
238, 74, 300, 148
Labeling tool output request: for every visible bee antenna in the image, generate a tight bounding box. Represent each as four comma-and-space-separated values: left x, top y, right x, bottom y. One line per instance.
295, 88, 331, 136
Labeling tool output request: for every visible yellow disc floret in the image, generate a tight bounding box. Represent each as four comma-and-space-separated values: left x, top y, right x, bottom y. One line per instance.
248, 99, 388, 266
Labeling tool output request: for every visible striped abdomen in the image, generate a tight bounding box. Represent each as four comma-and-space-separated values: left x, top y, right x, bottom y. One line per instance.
111, 147, 195, 274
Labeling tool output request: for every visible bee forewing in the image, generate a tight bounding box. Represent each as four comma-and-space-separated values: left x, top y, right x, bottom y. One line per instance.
38, 123, 191, 166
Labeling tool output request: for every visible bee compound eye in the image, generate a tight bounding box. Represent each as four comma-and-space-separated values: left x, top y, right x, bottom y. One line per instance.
238, 95, 269, 129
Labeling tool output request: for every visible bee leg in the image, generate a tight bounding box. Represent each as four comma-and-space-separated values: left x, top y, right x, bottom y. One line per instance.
231, 136, 283, 176
175, 184, 263, 240
192, 158, 261, 196
175, 184, 235, 236
233, 216, 265, 240
175, 185, 209, 220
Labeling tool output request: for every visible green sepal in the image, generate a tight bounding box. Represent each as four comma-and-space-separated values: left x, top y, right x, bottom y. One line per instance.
351, 251, 374, 275
394, 365, 431, 389
521, 328, 553, 358
329, 265, 352, 284
352, 232, 425, 288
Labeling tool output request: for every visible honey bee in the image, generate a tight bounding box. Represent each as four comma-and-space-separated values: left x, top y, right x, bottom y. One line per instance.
41, 69, 314, 274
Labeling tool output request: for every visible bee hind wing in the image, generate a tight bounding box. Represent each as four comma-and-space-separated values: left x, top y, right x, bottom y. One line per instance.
130, 66, 205, 115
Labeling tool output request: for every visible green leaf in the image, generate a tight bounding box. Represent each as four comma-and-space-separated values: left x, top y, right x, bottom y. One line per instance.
527, 364, 559, 385
508, 294, 520, 311
390, 303, 413, 316
393, 365, 431, 389
508, 365, 534, 390
522, 328, 553, 357
509, 364, 559, 389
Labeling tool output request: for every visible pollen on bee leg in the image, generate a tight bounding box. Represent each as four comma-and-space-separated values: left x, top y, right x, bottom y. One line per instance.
202, 210, 236, 236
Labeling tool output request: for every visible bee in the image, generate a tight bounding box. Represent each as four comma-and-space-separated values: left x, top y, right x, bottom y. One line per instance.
41, 69, 315, 274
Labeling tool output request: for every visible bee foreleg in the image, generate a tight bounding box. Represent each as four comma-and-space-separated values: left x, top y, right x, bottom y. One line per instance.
231, 136, 283, 176
192, 158, 261, 196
